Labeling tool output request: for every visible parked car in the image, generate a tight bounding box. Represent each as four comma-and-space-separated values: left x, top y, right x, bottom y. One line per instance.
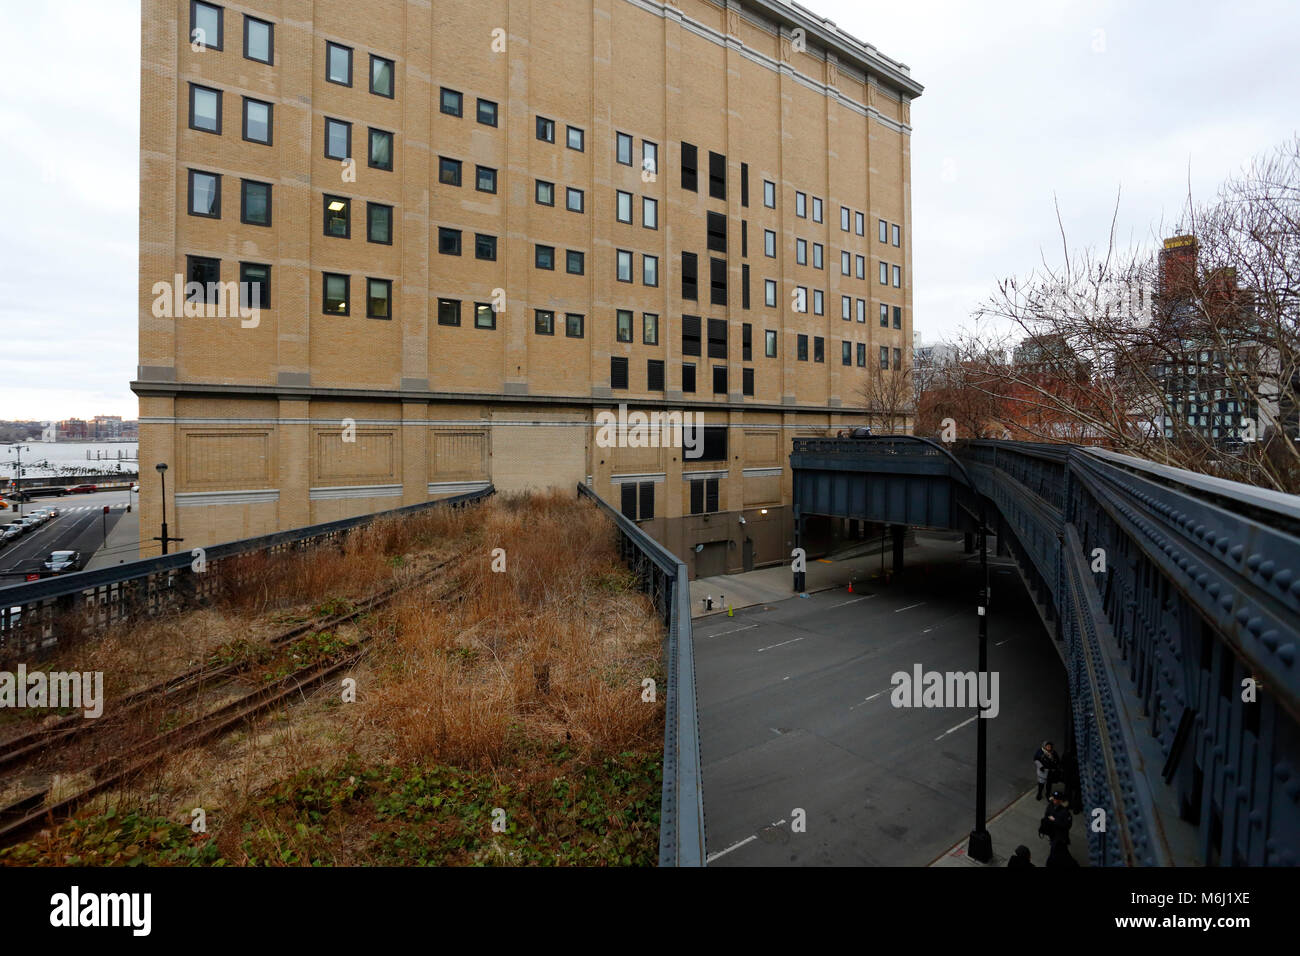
43, 551, 82, 574
16, 517, 42, 533
29, 509, 51, 524
67, 484, 97, 494
1, 525, 22, 544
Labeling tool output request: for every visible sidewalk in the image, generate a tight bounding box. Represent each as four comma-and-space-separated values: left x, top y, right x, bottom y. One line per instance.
689, 537, 901, 620
929, 788, 1091, 867
84, 507, 140, 571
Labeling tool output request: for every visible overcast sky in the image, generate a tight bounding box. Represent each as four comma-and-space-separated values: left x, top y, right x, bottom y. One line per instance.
1, 0, 1296, 421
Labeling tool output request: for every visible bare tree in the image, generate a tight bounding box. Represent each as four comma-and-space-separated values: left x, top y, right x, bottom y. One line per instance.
855, 361, 915, 435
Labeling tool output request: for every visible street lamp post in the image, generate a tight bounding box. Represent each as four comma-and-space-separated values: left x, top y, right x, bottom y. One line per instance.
152, 462, 182, 555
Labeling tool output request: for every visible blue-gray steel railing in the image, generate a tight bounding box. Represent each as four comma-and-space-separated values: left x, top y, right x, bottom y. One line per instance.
0, 486, 494, 661
576, 482, 705, 867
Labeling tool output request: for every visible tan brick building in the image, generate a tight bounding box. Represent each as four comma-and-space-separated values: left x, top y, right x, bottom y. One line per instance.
135, 0, 921, 576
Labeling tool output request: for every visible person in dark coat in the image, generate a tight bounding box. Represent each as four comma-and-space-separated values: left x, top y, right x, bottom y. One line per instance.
1033, 741, 1061, 800
1007, 845, 1034, 868
1045, 840, 1079, 868
1039, 789, 1073, 846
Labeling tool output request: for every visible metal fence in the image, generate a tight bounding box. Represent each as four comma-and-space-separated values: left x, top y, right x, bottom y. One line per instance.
576, 482, 705, 867
0, 486, 494, 664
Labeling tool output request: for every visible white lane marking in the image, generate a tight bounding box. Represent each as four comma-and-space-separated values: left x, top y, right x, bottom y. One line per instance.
995, 639, 1010, 647
706, 835, 757, 863
895, 602, 925, 612
703, 623, 759, 639
829, 595, 874, 609
934, 715, 979, 741
850, 689, 890, 711
757, 637, 803, 653
922, 627, 934, 633
864, 690, 886, 701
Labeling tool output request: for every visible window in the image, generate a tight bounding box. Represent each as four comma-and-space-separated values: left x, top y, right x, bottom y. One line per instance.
708, 151, 726, 200
707, 318, 727, 359
740, 162, 749, 207
476, 234, 498, 261
765, 329, 777, 358
617, 249, 633, 282
242, 97, 272, 145
742, 367, 754, 396
741, 221, 748, 257
814, 336, 824, 363
536, 116, 555, 142
440, 88, 462, 116
326, 42, 352, 86
367, 278, 392, 319
643, 254, 659, 287
190, 1, 222, 50
763, 180, 775, 208
616, 310, 633, 343
741, 264, 750, 309
857, 343, 866, 367
813, 243, 823, 270
439, 157, 462, 186
535, 310, 554, 335
707, 212, 727, 252
880, 261, 888, 284
893, 347, 902, 370
566, 249, 584, 274
682, 362, 696, 393
796, 239, 807, 265
841, 206, 850, 231
682, 252, 698, 301
621, 481, 655, 520
879, 219, 888, 243
476, 165, 497, 193
689, 477, 720, 515
841, 251, 851, 275
370, 55, 394, 97
567, 126, 585, 151
880, 346, 889, 369
893, 306, 902, 329
681, 142, 698, 192
856, 299, 866, 323
643, 141, 658, 178
323, 273, 349, 315
710, 257, 727, 306
323, 195, 350, 238
764, 229, 776, 258
892, 224, 901, 247
856, 255, 865, 279
795, 286, 807, 313
437, 298, 461, 326
855, 211, 864, 236
643, 197, 658, 229
648, 358, 665, 391
185, 257, 219, 304
566, 187, 584, 213
616, 132, 633, 165
566, 313, 584, 338
713, 365, 728, 394
536, 180, 555, 206
535, 244, 555, 270
368, 129, 393, 171
893, 265, 901, 288
611, 356, 630, 390
239, 262, 269, 311
367, 202, 391, 244
188, 170, 220, 218
325, 118, 351, 160
643, 313, 659, 345
813, 289, 824, 315
241, 179, 271, 226
841, 295, 851, 321
438, 228, 461, 255
475, 302, 496, 329
742, 323, 752, 361
188, 84, 221, 134
842, 341, 851, 366
616, 190, 632, 223
764, 279, 776, 307
477, 98, 498, 126
880, 303, 889, 327
812, 197, 823, 223
795, 191, 806, 218
243, 15, 272, 63
682, 315, 701, 356
797, 334, 808, 361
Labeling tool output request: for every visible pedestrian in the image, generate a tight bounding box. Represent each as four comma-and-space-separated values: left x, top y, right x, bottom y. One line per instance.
1007, 845, 1033, 868
1038, 789, 1072, 847
1033, 740, 1060, 800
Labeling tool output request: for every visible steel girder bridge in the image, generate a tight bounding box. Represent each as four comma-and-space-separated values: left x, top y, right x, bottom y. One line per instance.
790, 437, 1300, 867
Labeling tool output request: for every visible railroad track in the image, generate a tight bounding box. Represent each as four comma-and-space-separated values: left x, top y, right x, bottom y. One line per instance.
0, 560, 454, 848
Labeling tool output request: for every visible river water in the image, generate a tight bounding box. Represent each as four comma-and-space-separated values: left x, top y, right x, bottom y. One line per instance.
1, 441, 139, 479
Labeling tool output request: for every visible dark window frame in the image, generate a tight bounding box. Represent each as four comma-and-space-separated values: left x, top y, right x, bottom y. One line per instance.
476, 98, 497, 126
185, 255, 221, 304
616, 131, 634, 166
366, 202, 392, 244
239, 261, 270, 311
535, 309, 555, 335
474, 302, 496, 330
187, 169, 221, 219
567, 125, 585, 151
536, 115, 555, 142
188, 83, 222, 134
366, 277, 393, 320
438, 156, 462, 186
322, 194, 351, 239
242, 14, 273, 64
437, 298, 462, 327
476, 233, 498, 261
565, 313, 585, 338
324, 117, 351, 160
326, 41, 353, 87
535, 244, 556, 270
190, 0, 223, 51
616, 310, 634, 343
566, 249, 585, 275
241, 96, 273, 145
368, 128, 394, 171
322, 272, 350, 315
239, 179, 272, 227
440, 87, 463, 117
438, 227, 462, 256
369, 54, 395, 98
476, 165, 497, 194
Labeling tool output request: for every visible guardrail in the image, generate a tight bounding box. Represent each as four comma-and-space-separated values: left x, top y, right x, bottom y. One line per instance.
576, 482, 705, 867
0, 486, 494, 663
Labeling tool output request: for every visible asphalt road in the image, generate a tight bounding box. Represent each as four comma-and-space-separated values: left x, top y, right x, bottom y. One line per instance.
0, 490, 131, 579
696, 531, 1069, 866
